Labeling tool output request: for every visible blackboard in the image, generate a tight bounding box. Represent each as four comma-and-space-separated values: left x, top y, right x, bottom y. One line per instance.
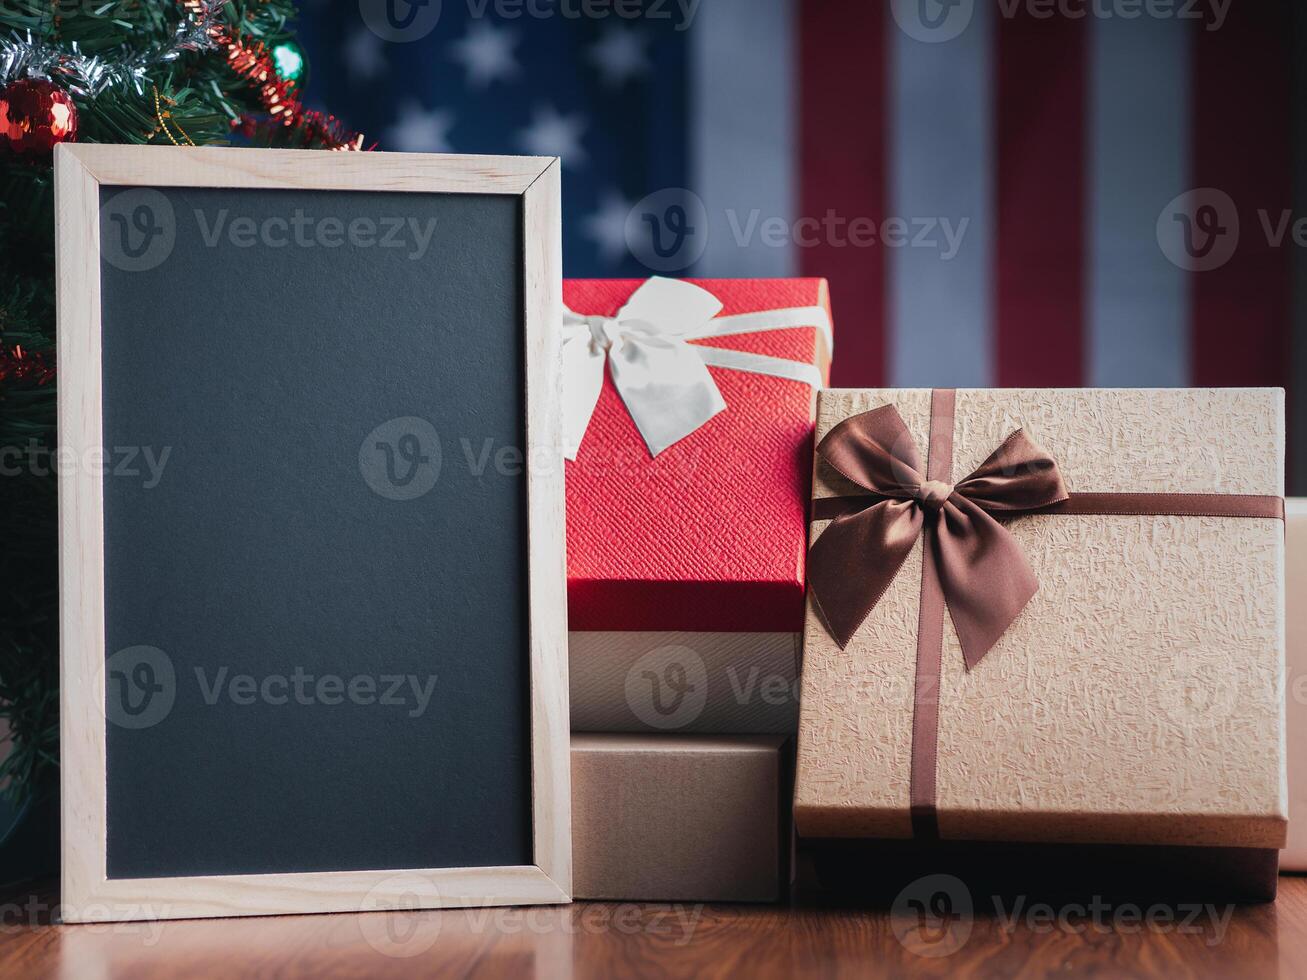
56, 145, 570, 921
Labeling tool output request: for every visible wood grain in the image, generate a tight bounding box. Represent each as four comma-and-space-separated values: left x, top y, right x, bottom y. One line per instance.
522, 158, 572, 900
68, 144, 553, 194
53, 143, 107, 926
1, 876, 1305, 979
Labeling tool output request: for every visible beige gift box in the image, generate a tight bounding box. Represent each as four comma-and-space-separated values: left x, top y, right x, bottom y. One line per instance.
1286, 499, 1307, 871
795, 388, 1287, 851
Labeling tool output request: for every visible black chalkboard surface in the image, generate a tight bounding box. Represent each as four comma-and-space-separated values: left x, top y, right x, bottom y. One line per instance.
56, 146, 569, 922
100, 184, 531, 878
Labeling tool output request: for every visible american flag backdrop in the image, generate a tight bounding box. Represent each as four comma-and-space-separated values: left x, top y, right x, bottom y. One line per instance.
298, 0, 1307, 487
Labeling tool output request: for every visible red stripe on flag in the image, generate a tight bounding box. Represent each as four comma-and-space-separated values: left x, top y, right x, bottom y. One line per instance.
799, 1, 886, 387
1191, 2, 1292, 390
994, 12, 1088, 386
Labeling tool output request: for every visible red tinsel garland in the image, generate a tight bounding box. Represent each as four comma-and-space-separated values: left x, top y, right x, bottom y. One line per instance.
0, 345, 54, 386
182, 0, 365, 151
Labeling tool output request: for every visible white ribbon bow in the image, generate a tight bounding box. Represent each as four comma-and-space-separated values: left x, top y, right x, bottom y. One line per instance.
563, 277, 833, 459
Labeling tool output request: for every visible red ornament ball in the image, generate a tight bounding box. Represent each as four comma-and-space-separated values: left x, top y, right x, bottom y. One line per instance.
0, 78, 78, 157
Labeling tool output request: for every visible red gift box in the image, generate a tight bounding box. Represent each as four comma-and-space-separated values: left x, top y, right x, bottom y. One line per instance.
564, 278, 832, 635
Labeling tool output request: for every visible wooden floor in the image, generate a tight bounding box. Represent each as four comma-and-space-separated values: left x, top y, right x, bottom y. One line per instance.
0, 875, 1304, 978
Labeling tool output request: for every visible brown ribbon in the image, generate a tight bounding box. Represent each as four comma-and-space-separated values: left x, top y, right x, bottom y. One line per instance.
806, 389, 1285, 839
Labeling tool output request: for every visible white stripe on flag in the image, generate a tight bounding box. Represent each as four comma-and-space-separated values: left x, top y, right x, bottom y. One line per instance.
1088, 15, 1191, 386
888, 0, 992, 387
690, 0, 796, 277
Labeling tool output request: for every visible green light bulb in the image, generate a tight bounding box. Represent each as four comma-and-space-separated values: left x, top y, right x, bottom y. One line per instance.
272, 42, 305, 84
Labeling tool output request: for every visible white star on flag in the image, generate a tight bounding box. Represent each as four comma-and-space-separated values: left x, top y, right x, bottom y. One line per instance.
589, 27, 649, 87
583, 190, 635, 265
519, 106, 587, 167
345, 29, 385, 81
385, 102, 455, 153
449, 21, 520, 88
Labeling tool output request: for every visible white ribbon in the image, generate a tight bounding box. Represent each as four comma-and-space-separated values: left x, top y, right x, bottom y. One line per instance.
563, 277, 833, 459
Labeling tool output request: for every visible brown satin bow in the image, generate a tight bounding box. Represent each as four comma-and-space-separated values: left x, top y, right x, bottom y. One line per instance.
808, 404, 1069, 668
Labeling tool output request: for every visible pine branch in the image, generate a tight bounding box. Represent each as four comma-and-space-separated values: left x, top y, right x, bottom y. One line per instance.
0, 0, 355, 804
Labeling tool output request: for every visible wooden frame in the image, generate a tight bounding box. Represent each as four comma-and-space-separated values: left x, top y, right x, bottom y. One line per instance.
54, 144, 569, 922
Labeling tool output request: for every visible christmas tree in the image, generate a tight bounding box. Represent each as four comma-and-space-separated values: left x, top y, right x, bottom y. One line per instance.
0, 0, 359, 804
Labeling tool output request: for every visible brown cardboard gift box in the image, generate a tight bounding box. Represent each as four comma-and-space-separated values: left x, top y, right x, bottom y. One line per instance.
569, 632, 799, 735
795, 389, 1287, 899
571, 734, 788, 902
